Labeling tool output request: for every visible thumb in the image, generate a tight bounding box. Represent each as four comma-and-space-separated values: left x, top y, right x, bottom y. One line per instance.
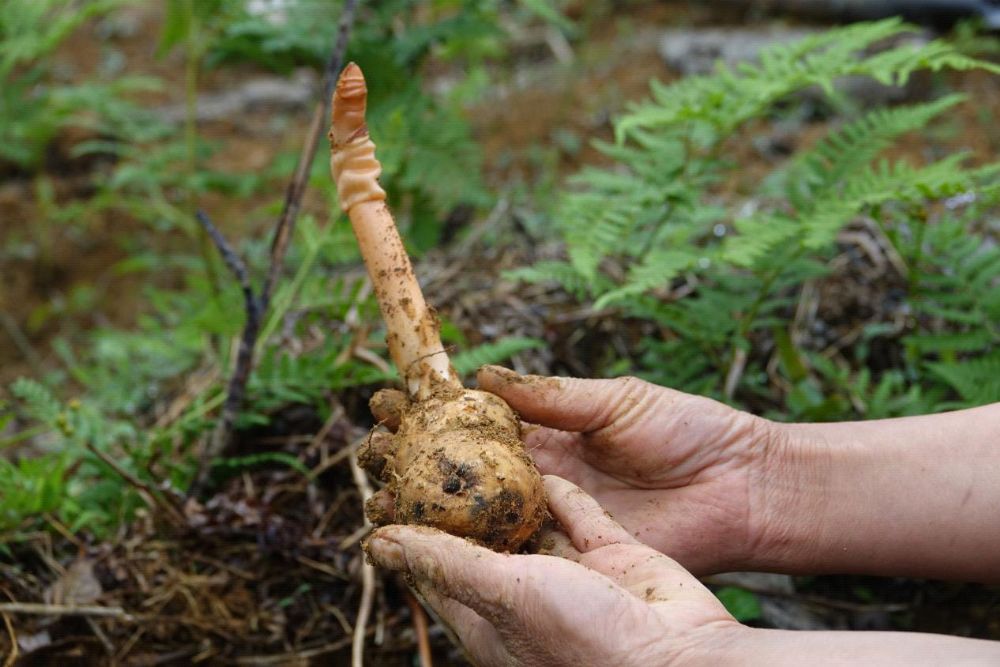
545, 476, 719, 608
476, 366, 661, 433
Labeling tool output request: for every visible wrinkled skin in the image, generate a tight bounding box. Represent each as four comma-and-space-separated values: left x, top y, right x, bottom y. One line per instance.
367, 366, 772, 572
366, 475, 740, 666
473, 365, 776, 575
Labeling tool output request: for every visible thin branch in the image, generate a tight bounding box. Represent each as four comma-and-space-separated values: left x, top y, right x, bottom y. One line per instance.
233, 634, 365, 665
193, 211, 263, 492
405, 589, 434, 667
195, 210, 255, 298
86, 442, 186, 527
0, 602, 134, 620
1, 610, 17, 667
349, 446, 376, 667
191, 0, 360, 491
261, 0, 361, 309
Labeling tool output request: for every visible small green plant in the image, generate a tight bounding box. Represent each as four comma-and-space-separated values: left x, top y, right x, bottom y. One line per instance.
209, 0, 497, 251
0, 0, 164, 170
2, 211, 540, 539
1, 0, 564, 542
513, 18, 1000, 418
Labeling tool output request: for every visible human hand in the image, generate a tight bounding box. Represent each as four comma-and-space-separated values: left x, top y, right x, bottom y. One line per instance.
365, 475, 742, 667
474, 366, 782, 575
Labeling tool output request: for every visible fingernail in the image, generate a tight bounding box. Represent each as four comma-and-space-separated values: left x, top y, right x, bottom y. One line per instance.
366, 535, 407, 570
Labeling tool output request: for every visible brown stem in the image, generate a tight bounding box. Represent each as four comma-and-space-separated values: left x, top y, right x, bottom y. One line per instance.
405, 588, 434, 667
190, 1, 360, 492
329, 64, 459, 399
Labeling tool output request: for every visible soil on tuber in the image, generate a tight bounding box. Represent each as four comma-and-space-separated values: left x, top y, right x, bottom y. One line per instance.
329, 63, 546, 552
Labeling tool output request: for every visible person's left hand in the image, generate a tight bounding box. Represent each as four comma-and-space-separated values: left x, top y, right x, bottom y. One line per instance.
365, 475, 743, 666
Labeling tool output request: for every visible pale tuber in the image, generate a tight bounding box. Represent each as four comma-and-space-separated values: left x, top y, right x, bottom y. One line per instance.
329, 63, 545, 552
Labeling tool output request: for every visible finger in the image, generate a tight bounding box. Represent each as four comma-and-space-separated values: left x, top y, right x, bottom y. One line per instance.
357, 429, 395, 480
536, 526, 582, 561
369, 388, 407, 432
579, 542, 720, 609
477, 366, 660, 434
543, 475, 638, 552
368, 524, 651, 658
413, 580, 512, 667
541, 477, 717, 606
364, 488, 395, 525
366, 525, 517, 622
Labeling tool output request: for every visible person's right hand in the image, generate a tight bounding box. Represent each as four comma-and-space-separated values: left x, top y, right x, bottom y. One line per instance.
475, 366, 783, 575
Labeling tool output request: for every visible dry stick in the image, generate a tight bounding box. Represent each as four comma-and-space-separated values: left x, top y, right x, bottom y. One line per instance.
404, 589, 434, 667
1, 611, 17, 667
193, 209, 262, 491
85, 442, 186, 527
348, 447, 376, 667
192, 0, 360, 490
0, 602, 134, 620
329, 63, 459, 399
233, 633, 369, 665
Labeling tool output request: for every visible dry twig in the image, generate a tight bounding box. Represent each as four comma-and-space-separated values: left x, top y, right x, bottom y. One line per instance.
405, 589, 434, 667
193, 0, 361, 490
348, 445, 376, 667
0, 602, 134, 620
85, 442, 186, 527
1, 611, 17, 667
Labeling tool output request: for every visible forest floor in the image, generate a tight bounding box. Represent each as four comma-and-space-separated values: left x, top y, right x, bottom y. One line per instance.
2, 2, 999, 665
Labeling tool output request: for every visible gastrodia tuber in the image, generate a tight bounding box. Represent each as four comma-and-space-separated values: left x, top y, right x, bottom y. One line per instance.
329, 63, 545, 552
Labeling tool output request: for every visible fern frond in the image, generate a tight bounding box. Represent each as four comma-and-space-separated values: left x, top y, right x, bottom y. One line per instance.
212, 452, 310, 476
564, 193, 644, 279
907, 329, 995, 354
594, 250, 695, 308
619, 19, 1000, 142
721, 213, 799, 268
451, 337, 543, 376
785, 95, 966, 206
927, 351, 1000, 405
801, 155, 976, 248
10, 378, 62, 427
505, 261, 613, 299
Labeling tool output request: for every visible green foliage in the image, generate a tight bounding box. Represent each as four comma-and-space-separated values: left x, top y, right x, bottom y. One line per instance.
451, 337, 544, 376
0, 0, 558, 541
0, 0, 166, 169
615, 19, 1000, 142
0, 454, 70, 531
2, 378, 143, 536
515, 18, 1000, 417
212, 451, 310, 476
207, 0, 494, 251
715, 587, 763, 622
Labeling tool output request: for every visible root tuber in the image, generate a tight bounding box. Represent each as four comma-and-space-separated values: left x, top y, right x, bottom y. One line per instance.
329, 63, 545, 552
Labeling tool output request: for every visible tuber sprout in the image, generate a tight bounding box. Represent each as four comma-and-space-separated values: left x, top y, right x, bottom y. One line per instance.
329, 63, 546, 552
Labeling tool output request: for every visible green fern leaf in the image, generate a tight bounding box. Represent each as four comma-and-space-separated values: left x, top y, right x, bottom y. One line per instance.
927, 351, 1000, 405
594, 250, 695, 308
505, 261, 613, 299
786, 95, 966, 207
10, 378, 62, 427
451, 337, 544, 377
722, 214, 799, 268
